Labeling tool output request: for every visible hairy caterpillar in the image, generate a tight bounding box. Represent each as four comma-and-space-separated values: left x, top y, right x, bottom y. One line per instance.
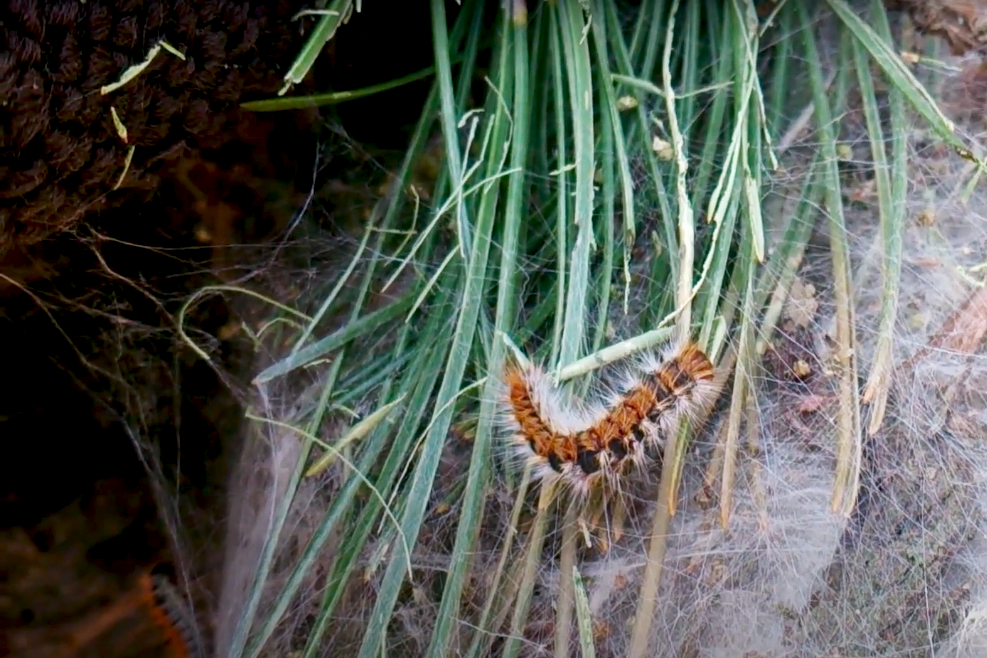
500, 340, 719, 495
137, 572, 205, 658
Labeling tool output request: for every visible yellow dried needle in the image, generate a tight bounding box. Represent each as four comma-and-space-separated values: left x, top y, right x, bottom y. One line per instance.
305, 394, 407, 477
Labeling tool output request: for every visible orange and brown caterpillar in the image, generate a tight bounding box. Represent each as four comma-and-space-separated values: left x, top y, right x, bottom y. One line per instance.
499, 340, 718, 494
137, 572, 205, 658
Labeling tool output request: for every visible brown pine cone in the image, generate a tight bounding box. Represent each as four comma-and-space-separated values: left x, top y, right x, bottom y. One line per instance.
0, 0, 312, 256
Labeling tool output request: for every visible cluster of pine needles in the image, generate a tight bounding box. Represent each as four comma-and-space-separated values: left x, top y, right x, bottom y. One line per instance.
176, 1, 987, 657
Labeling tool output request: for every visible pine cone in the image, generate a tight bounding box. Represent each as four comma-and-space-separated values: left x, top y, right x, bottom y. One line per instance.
0, 0, 311, 256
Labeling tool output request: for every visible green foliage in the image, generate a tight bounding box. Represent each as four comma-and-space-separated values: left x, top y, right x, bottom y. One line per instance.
206, 1, 985, 656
